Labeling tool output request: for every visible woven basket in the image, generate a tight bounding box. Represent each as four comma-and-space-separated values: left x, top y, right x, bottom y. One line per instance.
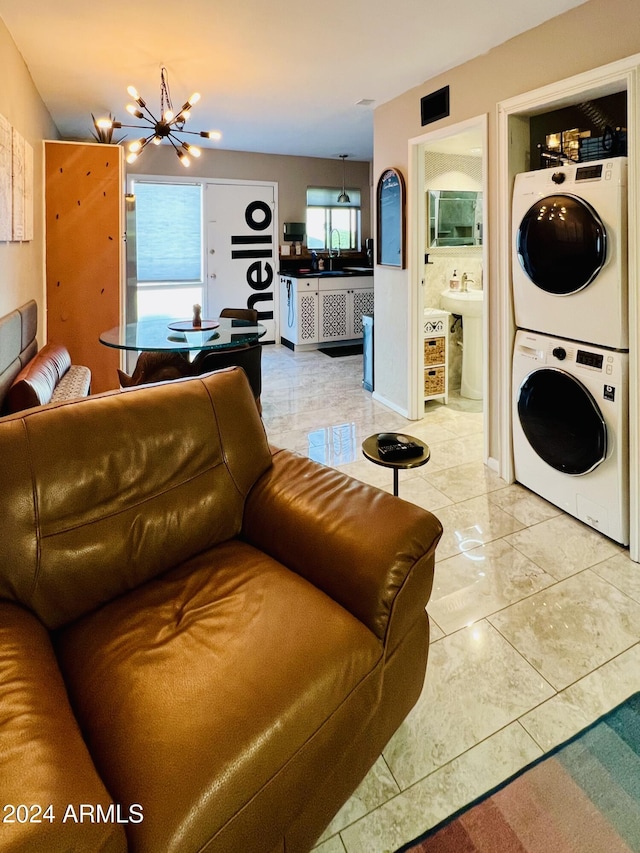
424, 366, 445, 396
424, 337, 445, 366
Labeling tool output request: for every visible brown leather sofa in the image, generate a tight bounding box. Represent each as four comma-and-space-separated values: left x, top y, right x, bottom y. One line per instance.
0, 367, 442, 853
0, 300, 91, 415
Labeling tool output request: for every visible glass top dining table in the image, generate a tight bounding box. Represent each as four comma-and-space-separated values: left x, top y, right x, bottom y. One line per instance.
99, 317, 266, 355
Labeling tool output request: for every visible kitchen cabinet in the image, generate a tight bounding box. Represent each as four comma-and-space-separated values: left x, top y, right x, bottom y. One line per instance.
318, 277, 374, 343
423, 308, 449, 404
279, 275, 319, 349
279, 274, 373, 350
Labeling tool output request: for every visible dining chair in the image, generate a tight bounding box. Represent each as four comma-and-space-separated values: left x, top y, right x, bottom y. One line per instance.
117, 351, 194, 387
192, 344, 262, 414
219, 307, 259, 323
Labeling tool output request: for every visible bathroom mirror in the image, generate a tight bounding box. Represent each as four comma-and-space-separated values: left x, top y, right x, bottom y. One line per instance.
428, 190, 483, 247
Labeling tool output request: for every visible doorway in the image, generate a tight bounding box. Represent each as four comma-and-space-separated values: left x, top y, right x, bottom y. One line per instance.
408, 115, 489, 458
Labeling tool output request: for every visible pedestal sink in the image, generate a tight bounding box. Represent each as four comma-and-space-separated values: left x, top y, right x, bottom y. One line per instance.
440, 289, 483, 400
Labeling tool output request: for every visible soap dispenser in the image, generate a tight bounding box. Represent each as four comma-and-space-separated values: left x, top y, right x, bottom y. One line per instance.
449, 270, 460, 291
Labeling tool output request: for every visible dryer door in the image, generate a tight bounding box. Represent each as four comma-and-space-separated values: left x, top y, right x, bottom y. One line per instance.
517, 367, 607, 475
516, 193, 607, 295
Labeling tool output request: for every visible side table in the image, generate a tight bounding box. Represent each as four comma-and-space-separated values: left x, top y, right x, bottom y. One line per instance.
362, 433, 431, 497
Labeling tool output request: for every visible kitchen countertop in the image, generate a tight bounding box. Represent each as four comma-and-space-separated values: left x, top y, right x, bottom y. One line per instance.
279, 267, 373, 279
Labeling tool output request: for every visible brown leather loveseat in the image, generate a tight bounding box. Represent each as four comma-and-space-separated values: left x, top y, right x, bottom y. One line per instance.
0, 367, 442, 852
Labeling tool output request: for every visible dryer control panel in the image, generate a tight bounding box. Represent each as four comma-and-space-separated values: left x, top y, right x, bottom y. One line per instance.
576, 349, 604, 370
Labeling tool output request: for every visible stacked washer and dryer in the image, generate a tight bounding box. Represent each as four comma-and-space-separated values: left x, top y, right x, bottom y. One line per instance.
511, 157, 629, 544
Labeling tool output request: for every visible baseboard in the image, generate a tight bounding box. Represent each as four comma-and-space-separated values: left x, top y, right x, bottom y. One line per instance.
372, 391, 410, 419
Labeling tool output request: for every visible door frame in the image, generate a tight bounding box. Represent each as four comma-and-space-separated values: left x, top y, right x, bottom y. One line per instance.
407, 114, 489, 457
497, 53, 640, 560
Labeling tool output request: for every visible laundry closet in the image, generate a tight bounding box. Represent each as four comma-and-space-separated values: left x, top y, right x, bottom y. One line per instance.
509, 91, 630, 544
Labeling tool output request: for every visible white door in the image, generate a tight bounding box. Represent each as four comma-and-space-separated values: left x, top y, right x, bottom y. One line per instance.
205, 182, 277, 342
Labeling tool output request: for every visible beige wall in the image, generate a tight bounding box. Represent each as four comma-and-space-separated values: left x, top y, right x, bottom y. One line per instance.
127, 145, 372, 249
373, 0, 640, 451
0, 16, 58, 325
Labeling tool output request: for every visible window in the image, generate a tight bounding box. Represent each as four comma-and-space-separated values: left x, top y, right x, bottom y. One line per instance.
128, 179, 204, 319
306, 187, 361, 251
133, 181, 203, 281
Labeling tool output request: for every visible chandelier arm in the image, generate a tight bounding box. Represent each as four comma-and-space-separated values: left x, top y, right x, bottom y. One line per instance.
113, 121, 157, 131
139, 104, 161, 125
167, 131, 192, 150
167, 136, 184, 158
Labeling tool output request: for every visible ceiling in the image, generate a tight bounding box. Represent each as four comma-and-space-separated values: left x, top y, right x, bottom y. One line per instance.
0, 0, 589, 162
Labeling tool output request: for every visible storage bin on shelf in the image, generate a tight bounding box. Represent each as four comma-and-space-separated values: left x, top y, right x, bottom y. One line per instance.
423, 308, 449, 404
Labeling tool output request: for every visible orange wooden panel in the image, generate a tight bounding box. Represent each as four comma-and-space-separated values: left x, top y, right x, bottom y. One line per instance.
45, 142, 122, 393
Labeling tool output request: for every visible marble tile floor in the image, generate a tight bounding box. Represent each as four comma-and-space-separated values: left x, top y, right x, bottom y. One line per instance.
260, 345, 640, 853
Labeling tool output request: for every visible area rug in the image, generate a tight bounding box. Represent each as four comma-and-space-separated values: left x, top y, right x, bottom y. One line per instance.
396, 692, 640, 853
318, 343, 363, 358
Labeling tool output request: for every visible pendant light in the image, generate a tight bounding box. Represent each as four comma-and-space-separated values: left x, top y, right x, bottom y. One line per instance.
337, 154, 351, 204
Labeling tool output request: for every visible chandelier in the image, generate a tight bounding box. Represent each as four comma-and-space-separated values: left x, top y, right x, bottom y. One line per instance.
96, 66, 221, 167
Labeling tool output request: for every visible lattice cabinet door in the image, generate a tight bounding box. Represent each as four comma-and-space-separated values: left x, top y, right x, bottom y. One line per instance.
349, 288, 374, 337
319, 290, 349, 342
298, 291, 319, 343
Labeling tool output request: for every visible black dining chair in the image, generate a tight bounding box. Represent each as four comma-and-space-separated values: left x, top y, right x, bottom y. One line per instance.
219, 307, 259, 323
192, 343, 262, 414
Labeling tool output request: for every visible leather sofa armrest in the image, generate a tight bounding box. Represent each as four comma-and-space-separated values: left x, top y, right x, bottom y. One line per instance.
5, 343, 72, 413
0, 602, 126, 852
242, 448, 443, 645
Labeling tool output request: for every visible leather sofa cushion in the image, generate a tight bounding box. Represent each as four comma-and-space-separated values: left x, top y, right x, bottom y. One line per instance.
0, 369, 272, 629
55, 539, 382, 853
0, 602, 126, 852
5, 342, 71, 413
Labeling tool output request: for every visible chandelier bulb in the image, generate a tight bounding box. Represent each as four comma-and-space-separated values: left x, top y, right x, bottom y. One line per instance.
187, 92, 201, 107
126, 104, 143, 119
177, 150, 191, 167
128, 138, 147, 153
200, 130, 222, 141
95, 117, 114, 130
182, 142, 201, 158
126, 151, 139, 165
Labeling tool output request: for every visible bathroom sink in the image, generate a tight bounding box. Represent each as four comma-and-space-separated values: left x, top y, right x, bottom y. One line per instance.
440, 289, 483, 318
440, 289, 483, 401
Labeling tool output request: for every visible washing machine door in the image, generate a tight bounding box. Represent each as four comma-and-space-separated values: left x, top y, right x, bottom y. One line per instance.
517, 367, 607, 475
516, 193, 607, 295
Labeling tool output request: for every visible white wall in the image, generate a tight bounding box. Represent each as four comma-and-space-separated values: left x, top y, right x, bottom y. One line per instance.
127, 144, 372, 251
0, 15, 58, 324
373, 0, 640, 449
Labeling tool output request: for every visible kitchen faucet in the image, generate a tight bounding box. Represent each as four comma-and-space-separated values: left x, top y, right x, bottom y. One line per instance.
328, 228, 341, 269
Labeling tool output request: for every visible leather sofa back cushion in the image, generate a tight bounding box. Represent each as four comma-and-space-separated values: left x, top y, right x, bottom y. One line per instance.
0, 368, 272, 629
6, 342, 72, 413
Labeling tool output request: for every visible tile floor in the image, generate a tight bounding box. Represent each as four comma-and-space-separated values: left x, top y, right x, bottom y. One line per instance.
260, 345, 640, 853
